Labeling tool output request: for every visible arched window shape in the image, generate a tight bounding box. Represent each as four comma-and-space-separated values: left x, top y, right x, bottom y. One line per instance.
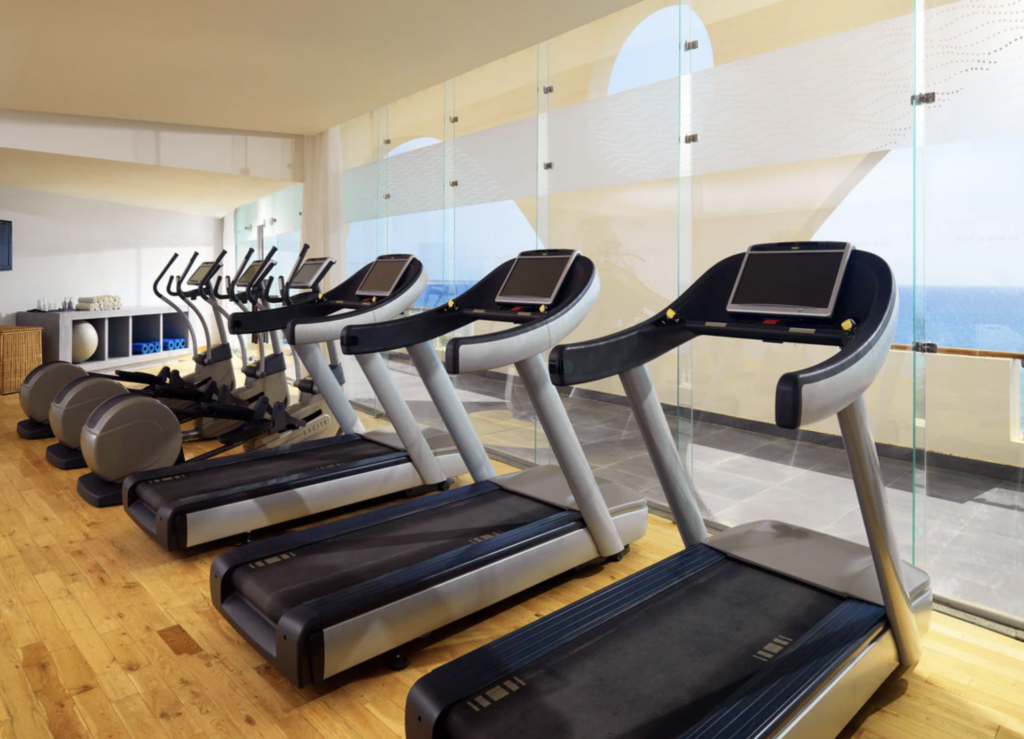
346, 136, 538, 309
608, 5, 713, 96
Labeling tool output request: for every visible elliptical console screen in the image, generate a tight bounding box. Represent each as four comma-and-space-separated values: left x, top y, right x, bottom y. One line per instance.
237, 260, 265, 287
496, 252, 577, 305
187, 261, 218, 286
727, 243, 853, 318
292, 258, 333, 289
356, 256, 413, 297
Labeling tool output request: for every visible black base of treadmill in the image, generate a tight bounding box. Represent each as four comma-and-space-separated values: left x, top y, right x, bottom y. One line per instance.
405, 478, 455, 498
46, 442, 86, 470
17, 419, 54, 440
77, 473, 123, 508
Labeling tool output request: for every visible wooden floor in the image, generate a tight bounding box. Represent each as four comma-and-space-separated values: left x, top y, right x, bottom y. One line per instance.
3, 392, 1024, 739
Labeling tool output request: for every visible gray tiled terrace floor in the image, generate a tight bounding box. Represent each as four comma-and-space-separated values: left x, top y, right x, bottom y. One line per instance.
373, 362, 1024, 622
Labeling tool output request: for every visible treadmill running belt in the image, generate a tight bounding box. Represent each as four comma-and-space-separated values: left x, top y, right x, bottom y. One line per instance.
136, 438, 394, 510
233, 490, 561, 622
443, 560, 842, 739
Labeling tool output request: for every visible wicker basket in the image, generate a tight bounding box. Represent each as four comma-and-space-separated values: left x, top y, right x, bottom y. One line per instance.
0, 326, 43, 395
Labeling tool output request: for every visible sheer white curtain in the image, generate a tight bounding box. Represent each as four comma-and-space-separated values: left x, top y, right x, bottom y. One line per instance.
300, 126, 346, 289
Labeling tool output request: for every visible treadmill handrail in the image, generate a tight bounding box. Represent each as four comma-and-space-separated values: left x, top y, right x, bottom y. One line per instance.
229, 300, 353, 335
338, 308, 476, 355
340, 252, 599, 375
285, 260, 428, 346
549, 249, 896, 430
777, 265, 895, 428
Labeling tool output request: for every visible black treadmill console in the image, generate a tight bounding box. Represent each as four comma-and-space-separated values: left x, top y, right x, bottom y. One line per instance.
549, 242, 895, 429
290, 257, 334, 291
727, 242, 852, 318
440, 249, 581, 321
356, 254, 414, 297
339, 249, 595, 374
495, 252, 577, 306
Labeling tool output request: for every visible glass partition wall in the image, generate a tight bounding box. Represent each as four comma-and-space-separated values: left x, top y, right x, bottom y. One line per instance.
333, 0, 1024, 625
234, 184, 304, 285
682, 0, 918, 543
914, 0, 1024, 622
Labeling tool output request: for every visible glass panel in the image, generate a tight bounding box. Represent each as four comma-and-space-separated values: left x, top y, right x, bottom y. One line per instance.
338, 56, 543, 463
340, 89, 447, 417
681, 0, 916, 551
231, 184, 304, 282
429, 48, 542, 467
546, 1, 687, 508
340, 108, 385, 277
264, 184, 305, 287
916, 0, 1024, 620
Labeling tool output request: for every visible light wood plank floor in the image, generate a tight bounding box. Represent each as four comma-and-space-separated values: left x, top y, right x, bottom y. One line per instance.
3, 386, 1024, 739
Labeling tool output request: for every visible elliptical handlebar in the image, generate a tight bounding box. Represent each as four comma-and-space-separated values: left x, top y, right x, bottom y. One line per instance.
231, 248, 255, 300
153, 253, 179, 300
263, 276, 286, 305
243, 246, 278, 305
199, 250, 227, 291
153, 252, 201, 361
176, 252, 199, 292
283, 243, 311, 307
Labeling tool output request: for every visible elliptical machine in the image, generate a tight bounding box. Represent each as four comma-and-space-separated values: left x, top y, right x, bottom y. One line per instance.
74, 248, 297, 506
17, 250, 237, 441
244, 244, 342, 451
43, 250, 242, 469
78, 382, 305, 507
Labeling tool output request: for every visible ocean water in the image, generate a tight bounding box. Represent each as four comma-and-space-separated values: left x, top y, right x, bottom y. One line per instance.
895, 286, 1024, 353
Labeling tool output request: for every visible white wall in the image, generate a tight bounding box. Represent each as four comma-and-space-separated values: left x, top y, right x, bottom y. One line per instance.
0, 186, 223, 343
0, 110, 304, 183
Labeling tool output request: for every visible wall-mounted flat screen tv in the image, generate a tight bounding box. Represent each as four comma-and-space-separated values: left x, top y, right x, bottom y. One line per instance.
0, 221, 10, 271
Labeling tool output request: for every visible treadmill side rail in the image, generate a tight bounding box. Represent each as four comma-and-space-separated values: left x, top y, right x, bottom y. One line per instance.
682, 599, 886, 739
320, 510, 645, 683
180, 452, 462, 549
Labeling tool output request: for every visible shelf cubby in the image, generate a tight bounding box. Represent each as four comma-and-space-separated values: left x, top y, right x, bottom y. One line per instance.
17, 306, 194, 372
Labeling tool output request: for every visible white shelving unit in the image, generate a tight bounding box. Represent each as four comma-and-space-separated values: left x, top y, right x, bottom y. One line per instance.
17, 305, 192, 372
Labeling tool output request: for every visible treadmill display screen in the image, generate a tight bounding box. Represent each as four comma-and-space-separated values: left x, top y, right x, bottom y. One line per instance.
727, 244, 852, 318
292, 258, 331, 289
187, 261, 217, 286
356, 257, 412, 297
237, 260, 265, 287
496, 253, 576, 305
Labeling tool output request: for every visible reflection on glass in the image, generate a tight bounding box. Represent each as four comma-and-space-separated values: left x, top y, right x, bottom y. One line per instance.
327, 0, 1024, 626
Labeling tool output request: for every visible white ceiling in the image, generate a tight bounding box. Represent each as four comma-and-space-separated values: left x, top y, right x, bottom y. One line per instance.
0, 0, 646, 136
0, 148, 295, 218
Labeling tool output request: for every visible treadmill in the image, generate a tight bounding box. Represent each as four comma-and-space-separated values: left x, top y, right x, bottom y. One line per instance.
122, 254, 468, 551
406, 242, 932, 739
210, 249, 649, 687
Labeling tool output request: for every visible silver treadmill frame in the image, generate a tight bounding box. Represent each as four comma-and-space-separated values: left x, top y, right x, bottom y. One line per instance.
311, 261, 648, 679
216, 253, 649, 683
624, 284, 927, 738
